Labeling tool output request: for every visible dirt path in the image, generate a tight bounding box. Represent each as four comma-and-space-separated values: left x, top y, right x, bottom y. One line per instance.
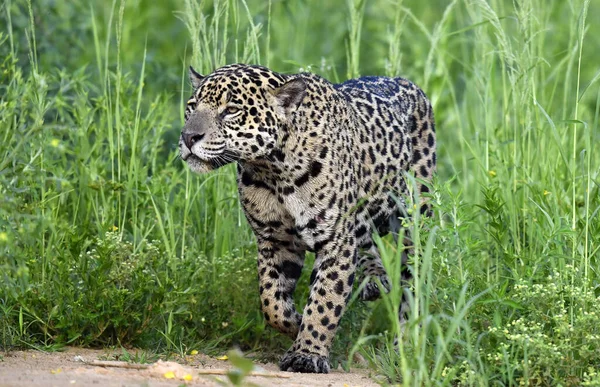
0, 347, 381, 386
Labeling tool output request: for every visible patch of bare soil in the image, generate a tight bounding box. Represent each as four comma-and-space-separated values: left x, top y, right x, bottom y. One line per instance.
0, 347, 381, 386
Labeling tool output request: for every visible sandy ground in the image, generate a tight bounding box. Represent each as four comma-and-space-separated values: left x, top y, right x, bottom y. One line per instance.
0, 347, 381, 387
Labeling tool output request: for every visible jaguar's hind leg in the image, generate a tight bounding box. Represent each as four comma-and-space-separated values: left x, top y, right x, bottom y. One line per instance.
356, 213, 414, 343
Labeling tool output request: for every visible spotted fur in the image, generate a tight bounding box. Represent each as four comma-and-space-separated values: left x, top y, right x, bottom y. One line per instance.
179, 64, 436, 373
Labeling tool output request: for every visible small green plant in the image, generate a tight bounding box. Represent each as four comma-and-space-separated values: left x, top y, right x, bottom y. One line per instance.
482, 266, 600, 385
222, 349, 257, 387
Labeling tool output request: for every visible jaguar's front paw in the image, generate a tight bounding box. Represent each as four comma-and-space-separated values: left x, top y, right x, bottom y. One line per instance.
279, 351, 330, 373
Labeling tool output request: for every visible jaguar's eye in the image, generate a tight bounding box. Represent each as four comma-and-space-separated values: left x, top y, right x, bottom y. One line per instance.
224, 106, 240, 116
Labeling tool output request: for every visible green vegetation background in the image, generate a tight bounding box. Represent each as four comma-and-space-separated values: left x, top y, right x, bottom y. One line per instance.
1, 0, 599, 385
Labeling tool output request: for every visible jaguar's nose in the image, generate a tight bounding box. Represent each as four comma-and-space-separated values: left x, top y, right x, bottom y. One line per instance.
182, 132, 205, 150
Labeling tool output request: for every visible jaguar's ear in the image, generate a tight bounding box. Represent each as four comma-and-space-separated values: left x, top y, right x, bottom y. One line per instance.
189, 66, 204, 89
271, 78, 306, 113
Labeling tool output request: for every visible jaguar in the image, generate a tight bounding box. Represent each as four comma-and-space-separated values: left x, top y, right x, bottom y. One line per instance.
179, 63, 436, 373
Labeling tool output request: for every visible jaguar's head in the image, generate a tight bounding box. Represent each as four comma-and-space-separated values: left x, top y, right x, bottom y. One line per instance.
179, 64, 306, 173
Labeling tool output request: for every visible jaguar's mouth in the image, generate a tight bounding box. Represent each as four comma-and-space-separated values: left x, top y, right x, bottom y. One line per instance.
183, 150, 240, 172
183, 154, 212, 173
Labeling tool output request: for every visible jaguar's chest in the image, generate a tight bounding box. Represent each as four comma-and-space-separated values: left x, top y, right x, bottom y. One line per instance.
279, 189, 338, 250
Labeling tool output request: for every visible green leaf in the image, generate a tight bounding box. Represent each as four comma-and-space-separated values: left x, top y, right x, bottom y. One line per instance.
227, 348, 255, 374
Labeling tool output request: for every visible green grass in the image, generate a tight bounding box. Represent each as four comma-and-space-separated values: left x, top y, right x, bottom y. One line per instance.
1, 0, 599, 385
